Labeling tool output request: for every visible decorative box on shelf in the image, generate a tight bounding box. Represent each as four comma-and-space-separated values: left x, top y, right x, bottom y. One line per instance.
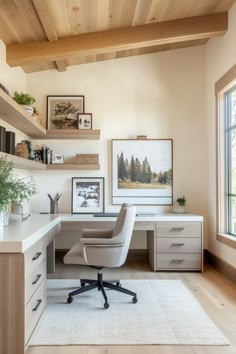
75, 154, 99, 164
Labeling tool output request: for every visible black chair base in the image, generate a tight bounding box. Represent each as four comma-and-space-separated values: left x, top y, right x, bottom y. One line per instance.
67, 271, 138, 309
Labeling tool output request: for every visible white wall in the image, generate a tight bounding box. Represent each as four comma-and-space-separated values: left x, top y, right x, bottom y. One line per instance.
26, 46, 207, 249
206, 2, 236, 267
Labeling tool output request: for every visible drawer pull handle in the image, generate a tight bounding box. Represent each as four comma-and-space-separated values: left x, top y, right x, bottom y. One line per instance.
32, 274, 42, 285
171, 243, 185, 247
171, 259, 184, 264
32, 299, 42, 312
171, 227, 184, 232
32, 252, 42, 261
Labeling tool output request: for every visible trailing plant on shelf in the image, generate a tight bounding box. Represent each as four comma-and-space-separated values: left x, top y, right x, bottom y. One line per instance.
176, 195, 186, 207
0, 157, 38, 227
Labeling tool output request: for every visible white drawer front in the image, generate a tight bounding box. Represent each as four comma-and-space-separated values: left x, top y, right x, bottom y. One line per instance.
156, 221, 202, 238
24, 239, 46, 279
156, 237, 201, 253
25, 280, 46, 345
25, 260, 46, 305
156, 253, 201, 270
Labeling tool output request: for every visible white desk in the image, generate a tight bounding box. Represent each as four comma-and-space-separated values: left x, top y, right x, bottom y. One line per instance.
0, 213, 203, 354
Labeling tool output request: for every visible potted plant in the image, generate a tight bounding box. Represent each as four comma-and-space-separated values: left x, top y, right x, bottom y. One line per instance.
0, 157, 37, 228
173, 195, 187, 213
12, 91, 36, 115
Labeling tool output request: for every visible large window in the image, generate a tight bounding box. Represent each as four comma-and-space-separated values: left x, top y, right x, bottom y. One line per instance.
225, 86, 236, 235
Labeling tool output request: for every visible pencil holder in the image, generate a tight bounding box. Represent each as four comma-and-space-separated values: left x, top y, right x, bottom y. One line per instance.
50, 200, 58, 214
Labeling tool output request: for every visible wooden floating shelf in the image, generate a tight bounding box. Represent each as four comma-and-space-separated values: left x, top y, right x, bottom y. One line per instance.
0, 89, 46, 138
46, 164, 100, 170
44, 129, 100, 140
0, 152, 46, 170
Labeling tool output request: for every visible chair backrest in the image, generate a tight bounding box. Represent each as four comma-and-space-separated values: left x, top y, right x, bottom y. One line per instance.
109, 203, 136, 267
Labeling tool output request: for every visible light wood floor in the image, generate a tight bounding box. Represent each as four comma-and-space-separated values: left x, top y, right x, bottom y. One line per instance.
27, 256, 236, 354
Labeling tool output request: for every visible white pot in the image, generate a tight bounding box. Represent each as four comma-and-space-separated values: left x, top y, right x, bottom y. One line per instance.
21, 105, 34, 115
173, 204, 186, 214
0, 209, 9, 228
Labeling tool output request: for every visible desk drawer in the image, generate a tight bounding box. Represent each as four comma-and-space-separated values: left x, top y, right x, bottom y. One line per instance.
24, 239, 46, 279
25, 260, 46, 305
156, 237, 201, 253
156, 253, 201, 270
156, 221, 202, 238
25, 280, 46, 345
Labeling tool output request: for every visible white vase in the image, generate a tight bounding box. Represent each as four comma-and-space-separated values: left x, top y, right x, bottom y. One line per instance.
21, 105, 34, 115
0, 209, 9, 229
173, 204, 186, 214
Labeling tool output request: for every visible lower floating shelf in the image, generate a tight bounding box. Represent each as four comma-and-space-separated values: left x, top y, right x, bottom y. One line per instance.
46, 164, 100, 170
0, 152, 46, 170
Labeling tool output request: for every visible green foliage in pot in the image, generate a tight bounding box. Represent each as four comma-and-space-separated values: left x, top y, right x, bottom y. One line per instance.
0, 157, 38, 211
176, 195, 186, 207
12, 91, 36, 105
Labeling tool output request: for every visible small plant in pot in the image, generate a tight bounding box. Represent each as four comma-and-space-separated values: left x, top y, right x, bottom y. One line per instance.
0, 157, 38, 228
173, 195, 187, 213
12, 91, 36, 115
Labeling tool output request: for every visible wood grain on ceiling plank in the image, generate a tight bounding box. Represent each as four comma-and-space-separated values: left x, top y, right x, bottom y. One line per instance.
6, 12, 228, 67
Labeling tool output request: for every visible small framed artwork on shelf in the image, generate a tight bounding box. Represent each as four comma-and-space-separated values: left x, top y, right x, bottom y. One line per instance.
47, 95, 85, 130
53, 154, 64, 164
71, 177, 104, 214
77, 113, 92, 130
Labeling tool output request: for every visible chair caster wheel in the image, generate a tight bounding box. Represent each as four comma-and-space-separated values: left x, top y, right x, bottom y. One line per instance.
104, 302, 109, 309
67, 296, 73, 304
116, 281, 121, 287
132, 296, 138, 304
80, 281, 86, 287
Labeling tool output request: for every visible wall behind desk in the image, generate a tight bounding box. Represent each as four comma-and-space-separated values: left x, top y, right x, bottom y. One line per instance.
27, 46, 207, 249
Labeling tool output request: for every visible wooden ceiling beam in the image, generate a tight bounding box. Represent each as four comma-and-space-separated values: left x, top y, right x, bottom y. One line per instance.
6, 12, 228, 67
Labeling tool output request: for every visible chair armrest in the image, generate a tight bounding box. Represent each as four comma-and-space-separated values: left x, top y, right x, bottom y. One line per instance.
81, 229, 113, 239
82, 242, 124, 265
80, 236, 119, 245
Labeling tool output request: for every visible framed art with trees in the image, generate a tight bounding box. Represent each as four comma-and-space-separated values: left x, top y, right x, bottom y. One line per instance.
111, 139, 173, 205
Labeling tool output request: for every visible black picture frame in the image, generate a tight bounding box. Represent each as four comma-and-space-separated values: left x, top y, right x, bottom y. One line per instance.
47, 95, 85, 130
71, 177, 105, 214
77, 113, 92, 130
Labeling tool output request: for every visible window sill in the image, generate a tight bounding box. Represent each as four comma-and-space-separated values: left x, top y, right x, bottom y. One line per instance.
216, 233, 236, 249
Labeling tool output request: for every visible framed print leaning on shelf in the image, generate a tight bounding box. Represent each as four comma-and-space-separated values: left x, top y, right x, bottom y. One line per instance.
72, 177, 104, 214
112, 139, 173, 205
78, 113, 92, 130
47, 95, 84, 129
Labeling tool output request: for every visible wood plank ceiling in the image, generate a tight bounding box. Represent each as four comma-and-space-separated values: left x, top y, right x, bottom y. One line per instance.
0, 0, 235, 73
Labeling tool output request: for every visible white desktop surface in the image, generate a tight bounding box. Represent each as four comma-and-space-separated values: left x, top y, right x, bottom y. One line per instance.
0, 213, 203, 253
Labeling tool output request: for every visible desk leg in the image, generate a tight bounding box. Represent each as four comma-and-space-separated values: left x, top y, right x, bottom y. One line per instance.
147, 230, 156, 271
47, 239, 55, 273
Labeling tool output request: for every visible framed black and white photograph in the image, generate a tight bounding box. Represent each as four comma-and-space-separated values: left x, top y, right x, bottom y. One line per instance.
77, 113, 92, 130
47, 95, 84, 129
72, 177, 104, 214
53, 154, 64, 164
112, 139, 173, 205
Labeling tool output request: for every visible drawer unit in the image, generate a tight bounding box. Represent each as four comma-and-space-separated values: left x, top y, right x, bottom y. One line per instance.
25, 280, 46, 345
156, 253, 202, 270
156, 237, 201, 253
25, 260, 46, 305
24, 239, 46, 279
153, 220, 203, 271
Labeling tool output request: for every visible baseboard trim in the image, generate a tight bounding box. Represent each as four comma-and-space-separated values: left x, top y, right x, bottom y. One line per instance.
56, 249, 148, 262
205, 249, 236, 283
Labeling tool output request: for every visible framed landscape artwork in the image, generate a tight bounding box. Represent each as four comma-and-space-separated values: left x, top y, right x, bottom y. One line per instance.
112, 139, 173, 205
47, 95, 84, 129
71, 177, 104, 214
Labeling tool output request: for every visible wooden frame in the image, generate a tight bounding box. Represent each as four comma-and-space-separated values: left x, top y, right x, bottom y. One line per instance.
46, 95, 84, 130
111, 139, 173, 205
71, 177, 104, 214
77, 113, 92, 130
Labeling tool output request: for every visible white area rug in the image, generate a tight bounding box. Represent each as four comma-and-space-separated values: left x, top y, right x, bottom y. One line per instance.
29, 279, 229, 346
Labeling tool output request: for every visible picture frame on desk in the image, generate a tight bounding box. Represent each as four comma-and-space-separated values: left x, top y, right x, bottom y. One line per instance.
111, 139, 173, 205
47, 95, 85, 130
71, 177, 105, 214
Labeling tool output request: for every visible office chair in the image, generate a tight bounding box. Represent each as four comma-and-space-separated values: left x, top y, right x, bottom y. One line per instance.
63, 203, 137, 309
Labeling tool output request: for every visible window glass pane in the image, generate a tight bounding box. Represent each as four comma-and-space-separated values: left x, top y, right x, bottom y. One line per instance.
232, 90, 236, 126
228, 196, 236, 234
230, 128, 236, 194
